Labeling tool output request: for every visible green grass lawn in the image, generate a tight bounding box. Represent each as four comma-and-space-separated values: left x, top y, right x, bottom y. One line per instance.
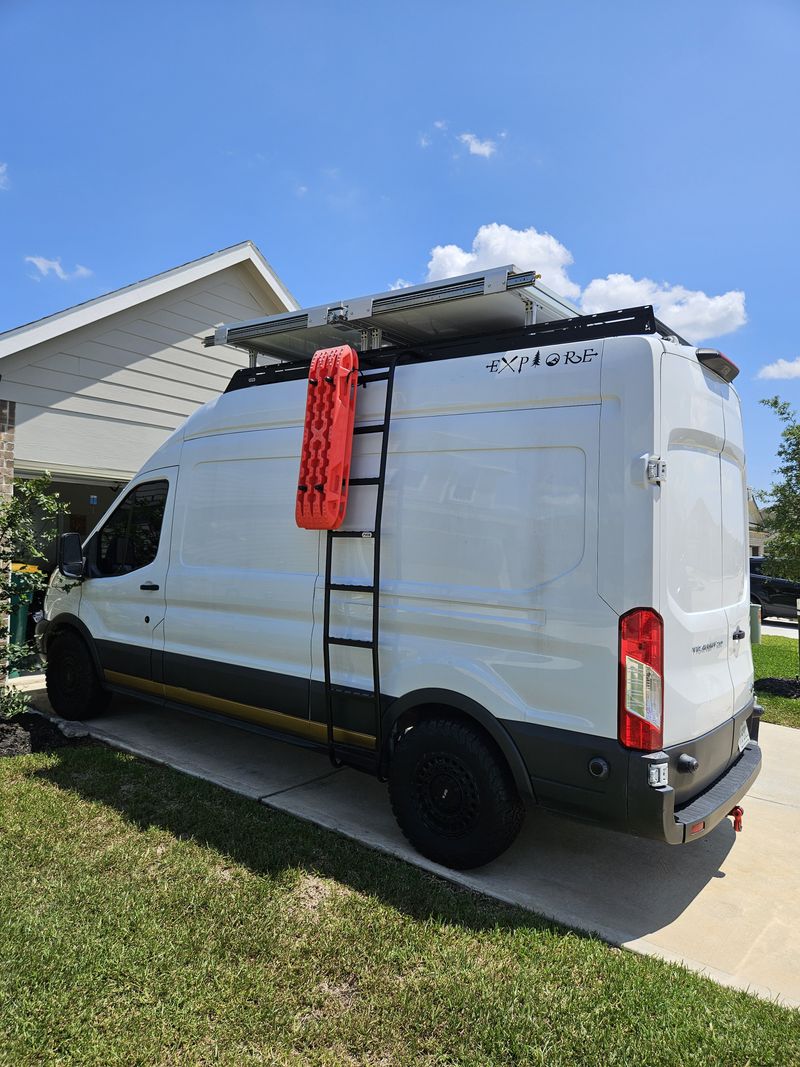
753, 635, 800, 728
1, 745, 798, 1066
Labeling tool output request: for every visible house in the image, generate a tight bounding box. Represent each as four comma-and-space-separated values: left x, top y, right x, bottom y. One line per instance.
0, 242, 296, 554
748, 489, 767, 557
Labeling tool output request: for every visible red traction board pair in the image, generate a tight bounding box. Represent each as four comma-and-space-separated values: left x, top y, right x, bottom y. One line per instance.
296, 345, 359, 530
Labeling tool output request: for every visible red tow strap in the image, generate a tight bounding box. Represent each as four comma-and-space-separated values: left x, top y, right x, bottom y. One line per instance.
296, 345, 359, 530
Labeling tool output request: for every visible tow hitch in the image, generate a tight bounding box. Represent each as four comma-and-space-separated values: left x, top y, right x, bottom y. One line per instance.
728, 805, 744, 832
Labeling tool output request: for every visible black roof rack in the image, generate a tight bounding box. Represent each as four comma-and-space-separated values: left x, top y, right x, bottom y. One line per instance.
225, 304, 658, 394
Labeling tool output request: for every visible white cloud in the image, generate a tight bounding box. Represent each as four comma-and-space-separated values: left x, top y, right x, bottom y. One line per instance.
25, 256, 92, 282
426, 223, 582, 300
580, 273, 746, 342
433, 119, 447, 130
458, 132, 496, 158
423, 223, 746, 343
419, 134, 431, 148
295, 184, 308, 196
757, 357, 800, 380
0, 162, 8, 190
389, 278, 413, 290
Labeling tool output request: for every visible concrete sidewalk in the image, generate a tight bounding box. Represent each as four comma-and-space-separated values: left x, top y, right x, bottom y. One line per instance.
27, 686, 800, 1008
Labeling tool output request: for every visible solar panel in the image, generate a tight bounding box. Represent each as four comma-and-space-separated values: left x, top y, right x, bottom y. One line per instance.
206, 265, 580, 362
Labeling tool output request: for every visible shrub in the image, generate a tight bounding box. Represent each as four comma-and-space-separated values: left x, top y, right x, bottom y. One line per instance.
0, 476, 66, 718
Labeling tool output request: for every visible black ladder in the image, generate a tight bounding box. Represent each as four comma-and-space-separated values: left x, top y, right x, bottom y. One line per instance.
322, 359, 396, 772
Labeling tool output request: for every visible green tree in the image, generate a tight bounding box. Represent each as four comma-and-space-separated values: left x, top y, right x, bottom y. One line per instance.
758, 397, 800, 581
0, 475, 67, 718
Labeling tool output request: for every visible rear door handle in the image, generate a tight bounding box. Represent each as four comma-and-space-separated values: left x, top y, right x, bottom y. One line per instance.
732, 628, 745, 641
140, 582, 160, 591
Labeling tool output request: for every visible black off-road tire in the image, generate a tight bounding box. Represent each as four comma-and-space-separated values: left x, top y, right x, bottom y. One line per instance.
45, 630, 112, 721
388, 717, 524, 869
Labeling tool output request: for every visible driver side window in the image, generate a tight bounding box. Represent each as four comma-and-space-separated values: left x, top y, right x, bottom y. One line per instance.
90, 480, 168, 578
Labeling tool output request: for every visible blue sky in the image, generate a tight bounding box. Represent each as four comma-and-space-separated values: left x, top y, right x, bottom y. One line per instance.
1, 0, 798, 490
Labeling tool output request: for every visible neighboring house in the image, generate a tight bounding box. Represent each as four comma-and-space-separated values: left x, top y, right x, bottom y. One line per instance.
0, 242, 296, 557
748, 489, 767, 557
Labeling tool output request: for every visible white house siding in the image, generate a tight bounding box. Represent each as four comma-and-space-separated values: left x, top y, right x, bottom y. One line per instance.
2, 261, 281, 482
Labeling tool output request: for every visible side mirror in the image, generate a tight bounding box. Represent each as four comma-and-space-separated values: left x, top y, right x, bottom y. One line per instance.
58, 532, 85, 580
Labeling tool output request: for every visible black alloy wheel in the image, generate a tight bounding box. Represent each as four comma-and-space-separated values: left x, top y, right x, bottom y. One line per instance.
413, 750, 481, 838
388, 717, 524, 870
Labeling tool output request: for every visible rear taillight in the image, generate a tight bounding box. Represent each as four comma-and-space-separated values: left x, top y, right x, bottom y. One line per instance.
619, 608, 664, 751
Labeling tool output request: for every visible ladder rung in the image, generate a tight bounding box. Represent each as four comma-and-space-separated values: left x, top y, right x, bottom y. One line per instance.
331, 530, 375, 538
328, 636, 374, 649
329, 582, 375, 592
330, 685, 375, 699
348, 477, 380, 486
353, 423, 387, 435
360, 370, 391, 383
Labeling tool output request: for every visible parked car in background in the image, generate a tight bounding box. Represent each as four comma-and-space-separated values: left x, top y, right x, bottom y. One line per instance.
750, 557, 800, 620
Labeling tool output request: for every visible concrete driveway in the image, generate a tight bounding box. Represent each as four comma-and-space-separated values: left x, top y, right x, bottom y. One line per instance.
25, 683, 800, 1009
762, 618, 799, 640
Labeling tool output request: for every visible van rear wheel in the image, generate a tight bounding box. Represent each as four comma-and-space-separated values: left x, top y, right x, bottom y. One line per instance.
388, 717, 524, 869
46, 630, 111, 721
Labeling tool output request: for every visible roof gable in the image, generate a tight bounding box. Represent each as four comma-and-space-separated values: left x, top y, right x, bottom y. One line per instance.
0, 241, 297, 361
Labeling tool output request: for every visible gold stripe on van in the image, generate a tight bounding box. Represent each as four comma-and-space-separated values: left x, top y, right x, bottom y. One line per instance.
104, 671, 165, 698
104, 670, 376, 750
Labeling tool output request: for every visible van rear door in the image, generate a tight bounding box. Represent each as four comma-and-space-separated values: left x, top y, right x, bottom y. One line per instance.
720, 386, 753, 720
659, 352, 739, 746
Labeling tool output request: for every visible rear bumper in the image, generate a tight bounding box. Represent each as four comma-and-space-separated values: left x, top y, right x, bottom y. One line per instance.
627, 701, 763, 844
502, 699, 763, 845
632, 740, 761, 844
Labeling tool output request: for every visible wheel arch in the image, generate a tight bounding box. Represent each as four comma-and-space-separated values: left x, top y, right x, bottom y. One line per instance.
382, 688, 535, 801
44, 613, 103, 676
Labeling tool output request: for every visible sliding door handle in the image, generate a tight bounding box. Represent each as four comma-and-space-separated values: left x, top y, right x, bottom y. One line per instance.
140, 582, 160, 591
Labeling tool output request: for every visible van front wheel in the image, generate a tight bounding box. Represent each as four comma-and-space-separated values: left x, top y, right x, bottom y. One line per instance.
388, 717, 524, 869
46, 630, 111, 721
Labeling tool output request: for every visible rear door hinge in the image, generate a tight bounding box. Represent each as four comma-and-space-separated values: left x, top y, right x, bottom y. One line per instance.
647, 457, 667, 485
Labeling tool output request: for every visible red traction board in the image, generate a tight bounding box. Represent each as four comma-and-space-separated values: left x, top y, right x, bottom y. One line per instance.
296, 345, 359, 530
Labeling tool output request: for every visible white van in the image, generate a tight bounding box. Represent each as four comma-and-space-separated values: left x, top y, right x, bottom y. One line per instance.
40, 266, 762, 869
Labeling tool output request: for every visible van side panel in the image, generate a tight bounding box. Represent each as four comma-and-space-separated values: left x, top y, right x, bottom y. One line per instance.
162, 427, 320, 722
310, 345, 618, 740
